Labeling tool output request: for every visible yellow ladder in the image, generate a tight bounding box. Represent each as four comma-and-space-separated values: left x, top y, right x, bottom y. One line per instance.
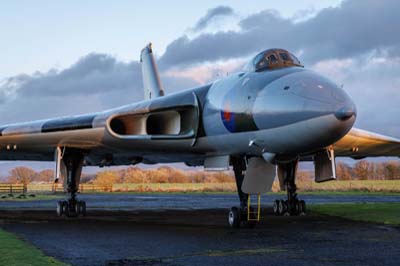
247, 194, 261, 222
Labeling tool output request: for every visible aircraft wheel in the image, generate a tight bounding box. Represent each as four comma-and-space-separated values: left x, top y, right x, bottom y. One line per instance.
299, 200, 306, 215
278, 200, 287, 215
228, 207, 241, 228
273, 200, 280, 215
61, 201, 68, 215
293, 200, 300, 215
74, 201, 81, 215
64, 201, 71, 217
56, 201, 63, 216
79, 201, 86, 216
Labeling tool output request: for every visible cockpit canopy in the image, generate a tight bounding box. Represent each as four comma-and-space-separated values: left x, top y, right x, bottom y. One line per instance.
244, 49, 303, 72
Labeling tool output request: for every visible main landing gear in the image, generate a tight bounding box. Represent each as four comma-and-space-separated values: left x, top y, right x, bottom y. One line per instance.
273, 160, 306, 216
56, 149, 87, 217
228, 157, 258, 228
57, 199, 86, 217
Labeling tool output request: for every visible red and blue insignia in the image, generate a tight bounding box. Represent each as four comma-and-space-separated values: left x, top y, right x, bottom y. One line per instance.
221, 100, 236, 132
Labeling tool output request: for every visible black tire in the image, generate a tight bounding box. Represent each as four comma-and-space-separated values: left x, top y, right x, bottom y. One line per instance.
283, 200, 291, 216
278, 200, 286, 215
79, 201, 86, 216
228, 207, 241, 228
299, 200, 306, 215
273, 200, 280, 215
56, 201, 63, 216
63, 201, 70, 217
293, 200, 300, 215
277, 200, 282, 215
74, 201, 81, 215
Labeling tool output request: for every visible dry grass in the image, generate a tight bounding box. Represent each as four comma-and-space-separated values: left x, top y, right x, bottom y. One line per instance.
294, 180, 400, 193
111, 182, 237, 193
25, 180, 400, 193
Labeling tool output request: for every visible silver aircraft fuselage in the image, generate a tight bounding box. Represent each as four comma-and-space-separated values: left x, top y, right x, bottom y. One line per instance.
0, 62, 356, 166
201, 66, 356, 156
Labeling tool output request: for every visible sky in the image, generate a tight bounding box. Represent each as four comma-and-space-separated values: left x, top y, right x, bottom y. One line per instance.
0, 0, 399, 174
0, 0, 341, 78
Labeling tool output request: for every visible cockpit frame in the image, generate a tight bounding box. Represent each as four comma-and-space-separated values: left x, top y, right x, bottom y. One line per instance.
244, 49, 304, 72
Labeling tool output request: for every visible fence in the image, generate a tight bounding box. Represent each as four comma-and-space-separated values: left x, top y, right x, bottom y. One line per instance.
3, 180, 400, 194
26, 183, 234, 193
79, 184, 112, 192
26, 183, 112, 193
0, 183, 27, 194
112, 182, 237, 192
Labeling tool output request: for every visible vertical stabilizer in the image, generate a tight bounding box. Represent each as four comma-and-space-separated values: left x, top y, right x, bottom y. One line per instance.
140, 43, 165, 100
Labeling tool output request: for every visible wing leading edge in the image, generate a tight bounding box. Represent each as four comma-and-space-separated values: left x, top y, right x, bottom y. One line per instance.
333, 127, 400, 158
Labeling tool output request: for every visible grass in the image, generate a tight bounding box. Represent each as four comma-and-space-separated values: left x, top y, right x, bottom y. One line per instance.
0, 228, 67, 266
295, 190, 400, 196
297, 180, 400, 193
111, 182, 237, 192
90, 180, 400, 193
85, 190, 400, 197
15, 180, 400, 195
0, 194, 61, 201
309, 202, 400, 225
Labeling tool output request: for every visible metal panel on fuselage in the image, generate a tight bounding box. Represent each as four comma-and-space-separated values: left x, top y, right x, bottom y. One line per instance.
200, 66, 355, 157
202, 67, 305, 136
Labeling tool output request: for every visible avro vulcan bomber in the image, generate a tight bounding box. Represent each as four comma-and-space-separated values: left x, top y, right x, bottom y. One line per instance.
0, 44, 398, 228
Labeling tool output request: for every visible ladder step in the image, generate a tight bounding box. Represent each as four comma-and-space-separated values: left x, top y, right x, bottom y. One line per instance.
247, 194, 261, 222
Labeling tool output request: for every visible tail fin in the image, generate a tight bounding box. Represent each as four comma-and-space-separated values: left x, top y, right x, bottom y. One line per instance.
140, 43, 165, 100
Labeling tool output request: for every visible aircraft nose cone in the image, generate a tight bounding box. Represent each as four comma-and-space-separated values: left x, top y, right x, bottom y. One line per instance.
334, 104, 356, 121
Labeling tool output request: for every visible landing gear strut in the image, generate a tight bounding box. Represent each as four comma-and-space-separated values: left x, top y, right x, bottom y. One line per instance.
56, 149, 86, 217
273, 159, 306, 216
228, 157, 257, 228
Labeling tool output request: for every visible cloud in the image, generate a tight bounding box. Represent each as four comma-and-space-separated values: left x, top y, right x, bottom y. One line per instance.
160, 0, 400, 68
311, 56, 400, 138
0, 53, 199, 124
165, 58, 245, 84
290, 7, 318, 23
13, 54, 141, 97
192, 6, 234, 32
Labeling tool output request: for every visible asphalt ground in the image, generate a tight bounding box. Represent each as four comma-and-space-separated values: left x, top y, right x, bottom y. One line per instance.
1, 193, 400, 266
1, 193, 400, 211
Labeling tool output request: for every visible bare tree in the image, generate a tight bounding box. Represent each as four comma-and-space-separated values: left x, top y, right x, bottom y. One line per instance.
7, 167, 36, 185
336, 162, 353, 180
92, 171, 121, 187
32, 169, 54, 183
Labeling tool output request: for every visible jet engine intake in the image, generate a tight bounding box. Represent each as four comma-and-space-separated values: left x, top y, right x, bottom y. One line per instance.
107, 107, 198, 140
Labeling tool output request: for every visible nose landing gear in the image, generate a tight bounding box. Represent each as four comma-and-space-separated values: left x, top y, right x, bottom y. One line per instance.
229, 156, 307, 228
228, 195, 260, 229
228, 157, 261, 228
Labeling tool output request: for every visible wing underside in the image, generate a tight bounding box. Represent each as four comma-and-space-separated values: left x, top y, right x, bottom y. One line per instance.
333, 127, 400, 158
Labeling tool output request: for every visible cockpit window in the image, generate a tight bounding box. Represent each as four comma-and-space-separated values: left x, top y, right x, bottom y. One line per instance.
279, 52, 290, 61
289, 53, 301, 65
254, 53, 267, 71
268, 54, 278, 63
247, 48, 304, 72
